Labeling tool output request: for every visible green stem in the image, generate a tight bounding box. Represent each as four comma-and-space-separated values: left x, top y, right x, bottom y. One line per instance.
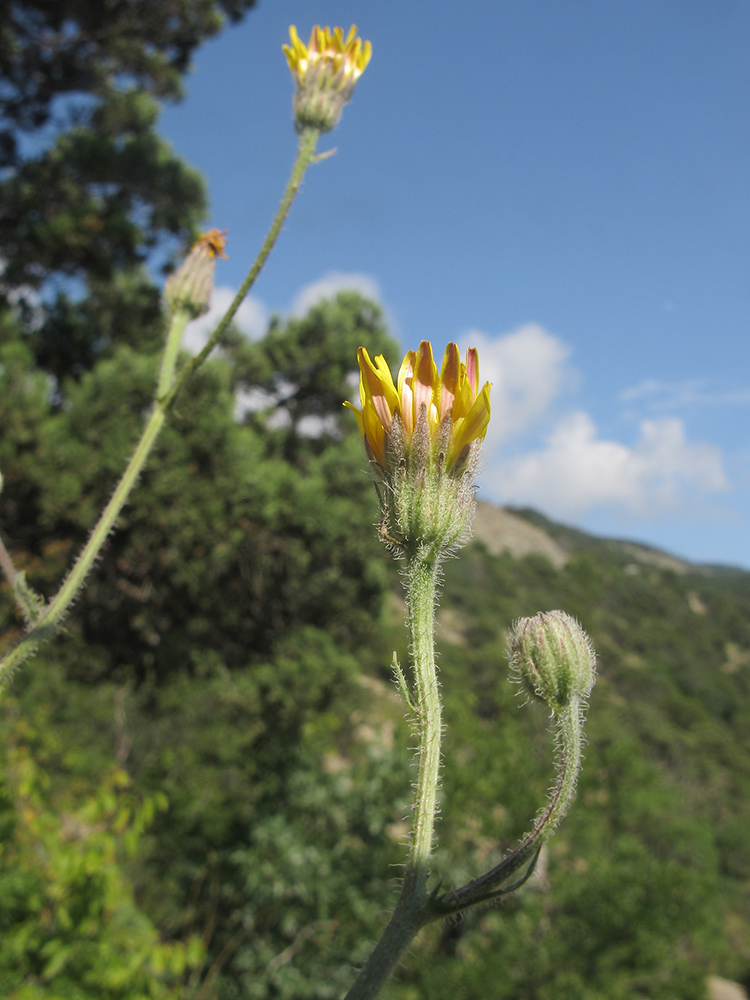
343, 549, 443, 1000
0, 406, 165, 686
0, 533, 18, 593
431, 696, 584, 915
515, 696, 582, 855
161, 127, 320, 412
0, 129, 322, 686
341, 892, 425, 1000
404, 551, 443, 893
157, 307, 191, 399
0, 534, 43, 626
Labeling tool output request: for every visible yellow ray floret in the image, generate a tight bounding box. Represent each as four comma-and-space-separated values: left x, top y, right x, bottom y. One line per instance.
283, 25, 372, 88
345, 342, 491, 469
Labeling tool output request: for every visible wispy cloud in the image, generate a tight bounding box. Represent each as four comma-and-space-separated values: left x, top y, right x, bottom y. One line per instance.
620, 378, 750, 409
488, 412, 728, 518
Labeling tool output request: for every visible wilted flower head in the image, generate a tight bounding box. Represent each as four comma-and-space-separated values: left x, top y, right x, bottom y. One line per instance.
164, 229, 227, 318
346, 342, 491, 554
283, 25, 372, 133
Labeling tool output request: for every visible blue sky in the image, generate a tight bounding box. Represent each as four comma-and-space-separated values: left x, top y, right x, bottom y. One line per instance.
158, 1, 750, 569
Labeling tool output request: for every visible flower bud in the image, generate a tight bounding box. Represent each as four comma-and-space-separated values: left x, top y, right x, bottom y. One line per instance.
164, 228, 227, 318
509, 611, 596, 713
283, 25, 372, 134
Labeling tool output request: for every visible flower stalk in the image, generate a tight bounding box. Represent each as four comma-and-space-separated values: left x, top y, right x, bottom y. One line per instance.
344, 346, 596, 998
343, 342, 492, 999
405, 551, 442, 888
430, 691, 586, 916
157, 307, 191, 401
160, 128, 320, 412
343, 548, 442, 1000
345, 606, 595, 997
0, 127, 323, 686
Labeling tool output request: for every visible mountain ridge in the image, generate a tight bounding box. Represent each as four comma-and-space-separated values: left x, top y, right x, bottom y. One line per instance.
472, 500, 747, 578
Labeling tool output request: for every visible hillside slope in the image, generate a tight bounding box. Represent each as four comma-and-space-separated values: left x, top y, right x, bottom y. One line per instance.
394, 501, 750, 1000
2, 499, 749, 1000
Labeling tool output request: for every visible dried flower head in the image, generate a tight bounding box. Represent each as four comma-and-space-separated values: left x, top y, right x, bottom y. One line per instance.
164, 229, 227, 318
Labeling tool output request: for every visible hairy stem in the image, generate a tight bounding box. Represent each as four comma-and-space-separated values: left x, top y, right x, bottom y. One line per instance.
0, 129, 322, 686
161, 127, 320, 411
0, 406, 165, 685
157, 307, 191, 399
431, 695, 584, 915
404, 551, 443, 893
343, 549, 442, 1000
0, 533, 18, 592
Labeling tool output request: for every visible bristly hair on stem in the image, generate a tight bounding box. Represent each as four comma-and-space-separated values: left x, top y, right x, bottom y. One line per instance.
0, 128, 323, 688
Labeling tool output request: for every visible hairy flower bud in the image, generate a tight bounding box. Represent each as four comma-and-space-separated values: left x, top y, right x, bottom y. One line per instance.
164, 229, 227, 318
509, 611, 596, 713
345, 341, 491, 555
283, 25, 372, 133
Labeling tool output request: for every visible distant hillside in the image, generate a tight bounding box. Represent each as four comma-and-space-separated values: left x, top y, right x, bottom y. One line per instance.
3, 496, 750, 1000
472, 500, 743, 576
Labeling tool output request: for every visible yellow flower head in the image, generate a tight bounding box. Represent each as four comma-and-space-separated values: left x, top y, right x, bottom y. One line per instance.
345, 341, 492, 472
283, 25, 372, 132
283, 25, 372, 88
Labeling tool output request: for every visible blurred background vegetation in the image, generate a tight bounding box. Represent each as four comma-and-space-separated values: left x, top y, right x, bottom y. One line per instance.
1, 3, 750, 998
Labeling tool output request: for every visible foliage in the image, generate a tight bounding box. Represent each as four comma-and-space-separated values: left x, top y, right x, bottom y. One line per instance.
1, 293, 397, 683
0, 0, 257, 167
4, 290, 750, 995
3, 10, 750, 996
0, 696, 203, 999
2, 88, 207, 292
0, 1, 258, 380
5, 368, 750, 996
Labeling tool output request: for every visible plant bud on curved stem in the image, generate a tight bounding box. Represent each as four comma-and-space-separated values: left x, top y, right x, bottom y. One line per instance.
509, 610, 596, 714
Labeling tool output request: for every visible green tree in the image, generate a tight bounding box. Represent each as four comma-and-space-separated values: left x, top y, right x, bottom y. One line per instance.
0, 293, 397, 682
0, 0, 257, 380
0, 0, 256, 164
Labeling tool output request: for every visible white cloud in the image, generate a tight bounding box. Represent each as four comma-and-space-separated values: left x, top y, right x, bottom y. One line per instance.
459, 324, 573, 445
464, 324, 731, 520
182, 272, 383, 355
620, 378, 750, 409
182, 285, 268, 354
487, 411, 729, 518
290, 271, 381, 316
